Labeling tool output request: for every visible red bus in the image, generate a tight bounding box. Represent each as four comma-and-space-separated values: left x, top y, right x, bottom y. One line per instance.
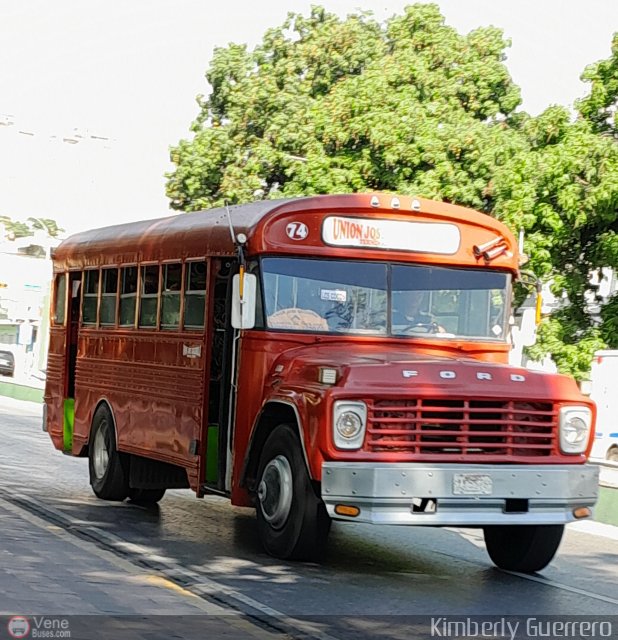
44, 193, 598, 572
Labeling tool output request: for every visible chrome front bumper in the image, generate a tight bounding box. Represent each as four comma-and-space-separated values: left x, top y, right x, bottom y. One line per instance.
321, 462, 599, 526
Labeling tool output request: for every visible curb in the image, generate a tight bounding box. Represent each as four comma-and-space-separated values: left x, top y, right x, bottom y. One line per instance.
0, 379, 44, 403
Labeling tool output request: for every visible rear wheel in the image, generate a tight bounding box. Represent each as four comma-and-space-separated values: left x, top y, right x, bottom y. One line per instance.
88, 405, 129, 501
607, 447, 618, 462
256, 424, 331, 560
483, 524, 564, 573
128, 488, 166, 504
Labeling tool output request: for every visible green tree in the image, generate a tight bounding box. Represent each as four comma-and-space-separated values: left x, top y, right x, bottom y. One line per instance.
490, 41, 618, 379
0, 215, 64, 240
27, 217, 62, 238
167, 4, 522, 212
167, 5, 618, 380
577, 33, 618, 137
0, 215, 31, 239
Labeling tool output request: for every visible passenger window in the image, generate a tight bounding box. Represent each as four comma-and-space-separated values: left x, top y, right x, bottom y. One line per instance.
53, 274, 67, 325
82, 270, 99, 325
100, 268, 118, 326
139, 265, 160, 328
184, 261, 207, 329
161, 263, 182, 330
120, 266, 138, 326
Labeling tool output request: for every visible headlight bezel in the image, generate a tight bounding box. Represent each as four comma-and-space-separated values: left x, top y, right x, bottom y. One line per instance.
333, 400, 367, 450
559, 405, 592, 455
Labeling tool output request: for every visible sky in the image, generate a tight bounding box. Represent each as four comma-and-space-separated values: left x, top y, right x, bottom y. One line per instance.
1, 0, 617, 235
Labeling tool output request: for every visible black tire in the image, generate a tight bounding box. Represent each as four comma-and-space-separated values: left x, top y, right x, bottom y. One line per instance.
256, 424, 331, 560
88, 405, 129, 501
128, 488, 166, 504
483, 524, 564, 573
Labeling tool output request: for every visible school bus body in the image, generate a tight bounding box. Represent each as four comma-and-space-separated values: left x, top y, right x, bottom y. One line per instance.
44, 194, 598, 570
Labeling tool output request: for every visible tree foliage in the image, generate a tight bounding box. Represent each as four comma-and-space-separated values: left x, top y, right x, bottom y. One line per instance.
167, 4, 522, 211
577, 33, 618, 137
166, 3, 618, 380
491, 108, 618, 377
0, 215, 63, 240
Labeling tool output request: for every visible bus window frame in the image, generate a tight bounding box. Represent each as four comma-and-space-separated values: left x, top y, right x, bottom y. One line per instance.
138, 262, 162, 330
184, 259, 208, 331
82, 268, 100, 327
160, 260, 184, 332
119, 264, 139, 328
100, 267, 120, 328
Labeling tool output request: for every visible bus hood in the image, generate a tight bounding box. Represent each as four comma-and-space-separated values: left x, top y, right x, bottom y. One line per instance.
270, 344, 588, 404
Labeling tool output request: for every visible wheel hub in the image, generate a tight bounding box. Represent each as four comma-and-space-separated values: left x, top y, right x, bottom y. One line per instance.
92, 427, 110, 479
258, 455, 293, 530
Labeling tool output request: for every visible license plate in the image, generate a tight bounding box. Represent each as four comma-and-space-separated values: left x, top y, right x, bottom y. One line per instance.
453, 473, 493, 495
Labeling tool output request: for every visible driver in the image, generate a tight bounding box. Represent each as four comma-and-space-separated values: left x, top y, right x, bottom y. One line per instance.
392, 290, 445, 333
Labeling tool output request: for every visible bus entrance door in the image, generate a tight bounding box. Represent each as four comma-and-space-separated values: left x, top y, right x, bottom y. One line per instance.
201, 258, 236, 495
62, 272, 81, 452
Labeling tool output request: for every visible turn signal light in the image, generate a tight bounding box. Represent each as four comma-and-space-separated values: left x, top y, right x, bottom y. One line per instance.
334, 504, 360, 517
572, 506, 592, 519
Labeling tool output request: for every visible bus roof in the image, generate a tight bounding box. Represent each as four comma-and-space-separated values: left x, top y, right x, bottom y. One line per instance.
52, 194, 519, 272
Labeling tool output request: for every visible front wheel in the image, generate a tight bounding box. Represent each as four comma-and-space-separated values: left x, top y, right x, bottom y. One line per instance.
88, 405, 129, 501
483, 524, 564, 573
256, 424, 331, 560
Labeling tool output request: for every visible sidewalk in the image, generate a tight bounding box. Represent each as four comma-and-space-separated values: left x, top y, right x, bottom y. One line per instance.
0, 498, 275, 639
0, 372, 43, 403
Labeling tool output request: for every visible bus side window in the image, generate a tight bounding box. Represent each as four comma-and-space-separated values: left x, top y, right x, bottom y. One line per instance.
100, 268, 119, 326
185, 261, 206, 329
53, 274, 67, 325
139, 265, 160, 328
120, 266, 138, 326
82, 270, 99, 325
161, 263, 182, 330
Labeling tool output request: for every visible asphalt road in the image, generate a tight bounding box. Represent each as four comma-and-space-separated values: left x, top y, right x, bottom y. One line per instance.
1, 397, 617, 633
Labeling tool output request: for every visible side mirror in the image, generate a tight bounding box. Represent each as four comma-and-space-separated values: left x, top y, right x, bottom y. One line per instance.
231, 273, 257, 329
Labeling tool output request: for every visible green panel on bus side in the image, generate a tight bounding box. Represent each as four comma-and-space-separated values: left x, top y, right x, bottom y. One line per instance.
206, 424, 219, 484
63, 398, 75, 453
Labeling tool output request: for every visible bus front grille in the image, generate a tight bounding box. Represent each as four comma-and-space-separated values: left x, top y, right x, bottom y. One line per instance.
366, 398, 557, 458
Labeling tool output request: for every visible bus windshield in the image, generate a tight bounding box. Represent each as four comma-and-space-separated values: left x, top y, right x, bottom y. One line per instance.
261, 257, 510, 340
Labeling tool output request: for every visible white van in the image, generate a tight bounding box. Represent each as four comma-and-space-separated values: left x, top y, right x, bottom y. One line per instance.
589, 350, 618, 461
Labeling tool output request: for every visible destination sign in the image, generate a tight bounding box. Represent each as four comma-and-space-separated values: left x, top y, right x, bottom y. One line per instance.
321, 216, 460, 254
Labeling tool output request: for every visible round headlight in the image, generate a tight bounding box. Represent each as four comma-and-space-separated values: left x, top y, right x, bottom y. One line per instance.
336, 411, 362, 439
563, 416, 588, 444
